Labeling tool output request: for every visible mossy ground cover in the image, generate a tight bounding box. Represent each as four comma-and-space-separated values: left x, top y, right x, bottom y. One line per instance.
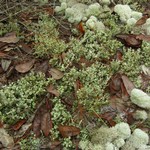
0, 0, 150, 149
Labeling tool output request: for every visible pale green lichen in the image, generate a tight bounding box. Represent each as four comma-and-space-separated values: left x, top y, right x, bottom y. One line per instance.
33, 14, 67, 58
0, 72, 50, 125
19, 133, 40, 150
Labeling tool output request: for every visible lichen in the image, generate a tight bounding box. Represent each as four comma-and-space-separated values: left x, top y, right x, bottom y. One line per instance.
0, 72, 50, 125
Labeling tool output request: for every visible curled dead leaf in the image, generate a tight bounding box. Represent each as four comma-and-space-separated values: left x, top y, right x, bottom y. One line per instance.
15, 59, 35, 73
49, 68, 64, 80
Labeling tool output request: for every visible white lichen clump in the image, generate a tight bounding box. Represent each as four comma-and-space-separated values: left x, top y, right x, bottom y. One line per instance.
114, 4, 142, 25
79, 122, 150, 150
130, 88, 150, 109
133, 110, 148, 121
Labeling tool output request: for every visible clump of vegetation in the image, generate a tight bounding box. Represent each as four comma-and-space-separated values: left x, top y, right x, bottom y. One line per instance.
0, 72, 50, 125
19, 133, 40, 150
33, 14, 67, 58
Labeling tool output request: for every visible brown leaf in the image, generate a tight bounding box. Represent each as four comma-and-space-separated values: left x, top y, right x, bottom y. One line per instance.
49, 68, 64, 80
136, 34, 150, 42
121, 75, 135, 96
58, 125, 80, 138
135, 14, 149, 26
11, 119, 26, 131
15, 59, 35, 73
0, 32, 19, 43
1, 59, 11, 71
41, 112, 52, 137
109, 96, 126, 112
47, 84, 60, 97
77, 22, 85, 35
115, 34, 142, 48
0, 128, 14, 148
19, 42, 33, 54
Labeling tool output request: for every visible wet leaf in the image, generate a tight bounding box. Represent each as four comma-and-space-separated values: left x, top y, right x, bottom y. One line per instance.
0, 32, 19, 43
58, 125, 80, 138
12, 119, 26, 131
1, 59, 11, 71
15, 59, 35, 73
49, 68, 64, 80
47, 84, 60, 97
115, 34, 142, 48
121, 75, 135, 96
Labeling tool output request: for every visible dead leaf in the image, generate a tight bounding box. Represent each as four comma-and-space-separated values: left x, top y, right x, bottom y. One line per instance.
12, 119, 26, 131
115, 34, 142, 48
142, 65, 150, 76
0, 32, 19, 43
49, 68, 64, 80
15, 59, 35, 73
135, 14, 149, 26
47, 84, 60, 97
0, 128, 14, 148
33, 102, 52, 137
136, 34, 150, 42
19, 42, 33, 54
41, 112, 51, 137
121, 75, 135, 96
58, 125, 80, 138
77, 22, 85, 35
1, 59, 11, 71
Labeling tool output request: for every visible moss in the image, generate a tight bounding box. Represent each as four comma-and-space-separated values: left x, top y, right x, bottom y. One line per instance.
0, 72, 50, 125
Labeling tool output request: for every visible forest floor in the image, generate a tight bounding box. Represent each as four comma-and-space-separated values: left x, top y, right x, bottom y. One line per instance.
0, 0, 150, 150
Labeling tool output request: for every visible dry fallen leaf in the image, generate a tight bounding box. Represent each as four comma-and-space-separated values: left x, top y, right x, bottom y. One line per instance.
135, 14, 149, 26
49, 68, 64, 80
121, 75, 135, 96
11, 119, 26, 131
58, 125, 80, 138
15, 59, 35, 73
0, 32, 19, 43
41, 112, 52, 137
1, 59, 11, 71
0, 128, 14, 148
47, 84, 60, 97
115, 34, 142, 48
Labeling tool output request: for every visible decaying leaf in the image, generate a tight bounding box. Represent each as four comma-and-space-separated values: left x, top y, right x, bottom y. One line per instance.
77, 22, 85, 35
47, 84, 60, 97
33, 103, 52, 137
58, 125, 80, 138
0, 128, 14, 148
136, 34, 150, 42
142, 65, 150, 76
41, 112, 52, 137
15, 59, 35, 73
135, 14, 149, 26
115, 34, 142, 48
49, 68, 64, 80
121, 75, 135, 95
12, 119, 26, 131
1, 59, 11, 71
0, 32, 19, 43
